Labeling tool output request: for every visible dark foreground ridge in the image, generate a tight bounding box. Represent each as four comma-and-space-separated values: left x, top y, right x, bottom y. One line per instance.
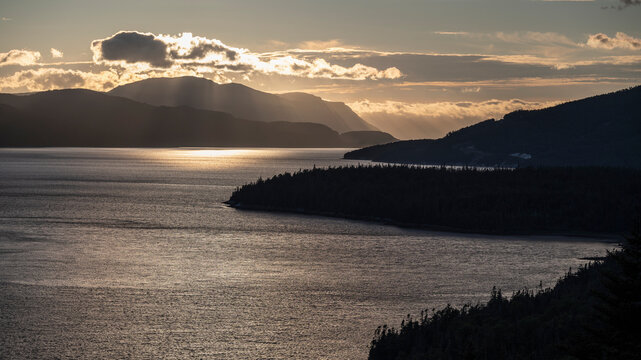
345, 85, 641, 168
369, 232, 641, 360
226, 165, 641, 235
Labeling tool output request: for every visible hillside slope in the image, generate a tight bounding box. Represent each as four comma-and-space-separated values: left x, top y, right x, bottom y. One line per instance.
345, 86, 641, 168
109, 76, 377, 133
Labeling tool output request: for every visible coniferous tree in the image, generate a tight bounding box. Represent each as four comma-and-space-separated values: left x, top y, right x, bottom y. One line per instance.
580, 229, 641, 359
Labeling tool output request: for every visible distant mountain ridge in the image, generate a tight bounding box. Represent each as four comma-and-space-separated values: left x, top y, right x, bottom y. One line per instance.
346, 86, 641, 168
109, 76, 376, 134
0, 89, 395, 148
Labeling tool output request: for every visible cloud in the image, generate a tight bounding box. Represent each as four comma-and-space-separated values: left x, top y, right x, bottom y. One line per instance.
1, 68, 92, 91
92, 31, 172, 67
50, 48, 63, 58
298, 39, 344, 50
461, 87, 481, 93
432, 31, 577, 47
586, 32, 641, 50
0, 67, 206, 93
493, 31, 576, 46
602, 0, 640, 9
1, 30, 638, 109
349, 99, 558, 139
433, 31, 470, 36
0, 49, 41, 67
618, 0, 641, 7
1, 17, 11, 21
90, 31, 402, 80
287, 47, 641, 82
350, 99, 553, 120
389, 76, 634, 89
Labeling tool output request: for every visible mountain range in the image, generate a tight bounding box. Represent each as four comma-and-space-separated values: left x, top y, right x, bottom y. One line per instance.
109, 76, 375, 134
0, 88, 395, 148
346, 86, 641, 168
0, 77, 397, 148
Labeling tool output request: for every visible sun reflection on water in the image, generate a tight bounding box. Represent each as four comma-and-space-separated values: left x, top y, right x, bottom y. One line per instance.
177, 149, 255, 158
129, 147, 359, 171
144, 148, 298, 170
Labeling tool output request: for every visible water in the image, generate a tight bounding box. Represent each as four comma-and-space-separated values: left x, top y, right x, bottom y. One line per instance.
0, 148, 614, 359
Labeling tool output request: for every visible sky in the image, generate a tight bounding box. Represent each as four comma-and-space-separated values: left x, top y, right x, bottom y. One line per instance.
1, 0, 640, 139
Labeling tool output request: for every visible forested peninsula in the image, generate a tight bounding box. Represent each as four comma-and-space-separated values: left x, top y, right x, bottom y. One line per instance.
226, 165, 641, 236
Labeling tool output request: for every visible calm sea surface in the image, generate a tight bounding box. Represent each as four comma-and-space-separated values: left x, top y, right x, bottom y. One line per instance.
0, 148, 614, 359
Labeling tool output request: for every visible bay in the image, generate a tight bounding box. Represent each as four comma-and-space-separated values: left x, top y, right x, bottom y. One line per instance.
0, 148, 613, 359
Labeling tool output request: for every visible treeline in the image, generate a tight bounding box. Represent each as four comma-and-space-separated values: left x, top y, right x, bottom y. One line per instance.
227, 165, 641, 235
368, 232, 641, 359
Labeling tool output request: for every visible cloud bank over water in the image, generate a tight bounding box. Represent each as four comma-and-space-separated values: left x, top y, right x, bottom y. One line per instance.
349, 99, 558, 139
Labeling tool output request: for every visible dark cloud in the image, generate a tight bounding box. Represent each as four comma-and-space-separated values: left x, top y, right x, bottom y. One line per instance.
92, 32, 240, 69
225, 50, 238, 61
594, 34, 609, 45
92, 31, 171, 68
212, 63, 253, 71
620, 0, 640, 6
603, 0, 640, 9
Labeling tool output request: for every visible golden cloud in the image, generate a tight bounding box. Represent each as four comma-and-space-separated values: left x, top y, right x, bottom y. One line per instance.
0, 67, 204, 93
90, 31, 403, 80
50, 48, 64, 59
0, 49, 41, 67
297, 39, 345, 50
349, 99, 556, 119
348, 99, 559, 139
586, 32, 641, 50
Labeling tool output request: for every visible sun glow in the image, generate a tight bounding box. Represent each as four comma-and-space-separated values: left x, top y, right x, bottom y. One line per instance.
143, 148, 281, 170
177, 149, 255, 158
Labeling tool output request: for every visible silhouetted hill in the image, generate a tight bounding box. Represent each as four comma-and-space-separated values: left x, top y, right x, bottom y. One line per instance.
227, 165, 641, 235
109, 76, 377, 133
345, 86, 641, 168
0, 89, 392, 147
